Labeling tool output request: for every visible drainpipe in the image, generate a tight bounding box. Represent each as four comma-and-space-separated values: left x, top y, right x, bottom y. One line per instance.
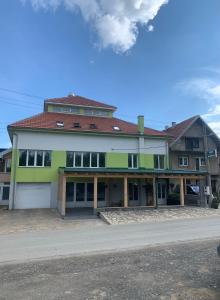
9, 133, 18, 210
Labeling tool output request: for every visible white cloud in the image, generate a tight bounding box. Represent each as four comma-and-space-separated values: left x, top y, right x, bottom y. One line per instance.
147, 24, 154, 32
21, 0, 169, 53
177, 77, 220, 136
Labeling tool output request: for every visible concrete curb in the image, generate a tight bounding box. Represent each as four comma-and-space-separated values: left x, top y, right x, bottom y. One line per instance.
99, 212, 112, 225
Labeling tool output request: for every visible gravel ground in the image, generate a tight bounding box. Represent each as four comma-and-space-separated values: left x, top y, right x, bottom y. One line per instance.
100, 207, 220, 225
0, 208, 104, 235
0, 239, 220, 300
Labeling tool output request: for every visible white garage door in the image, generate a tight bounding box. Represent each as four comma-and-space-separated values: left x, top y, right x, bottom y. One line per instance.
15, 183, 51, 209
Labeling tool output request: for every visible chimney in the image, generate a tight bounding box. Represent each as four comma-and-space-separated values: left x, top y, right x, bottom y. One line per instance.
68, 92, 76, 97
138, 115, 144, 134
164, 125, 169, 130
172, 122, 176, 127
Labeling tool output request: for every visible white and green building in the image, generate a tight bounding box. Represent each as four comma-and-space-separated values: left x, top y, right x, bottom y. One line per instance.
7, 94, 206, 216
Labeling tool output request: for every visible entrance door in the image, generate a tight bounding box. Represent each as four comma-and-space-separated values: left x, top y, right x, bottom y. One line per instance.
75, 183, 86, 207
157, 181, 167, 205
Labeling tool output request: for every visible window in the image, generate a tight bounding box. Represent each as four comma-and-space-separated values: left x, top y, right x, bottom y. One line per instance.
67, 152, 106, 168
0, 184, 10, 201
199, 157, 206, 166
128, 154, 138, 169
98, 182, 105, 201
154, 155, 165, 169
19, 150, 51, 167
73, 122, 81, 128
185, 138, 199, 150
89, 123, 97, 129
56, 121, 64, 127
4, 159, 11, 173
112, 126, 120, 131
129, 183, 139, 201
179, 156, 188, 167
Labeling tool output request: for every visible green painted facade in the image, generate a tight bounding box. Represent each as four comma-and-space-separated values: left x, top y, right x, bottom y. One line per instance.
139, 154, 154, 169
12, 150, 168, 183
15, 151, 66, 183
106, 153, 128, 168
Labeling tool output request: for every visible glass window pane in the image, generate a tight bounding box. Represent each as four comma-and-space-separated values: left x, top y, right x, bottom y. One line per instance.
28, 150, 35, 166
129, 183, 133, 200
154, 155, 158, 169
133, 185, 139, 200
75, 152, 82, 167
91, 153, 98, 167
66, 183, 74, 202
99, 153, 105, 168
44, 151, 51, 167
76, 183, 85, 201
66, 152, 74, 167
133, 155, 138, 168
87, 183, 94, 201
36, 151, 43, 166
5, 159, 11, 172
159, 155, 164, 169
2, 186, 10, 200
128, 154, 132, 168
98, 182, 105, 201
19, 150, 27, 166
83, 152, 90, 167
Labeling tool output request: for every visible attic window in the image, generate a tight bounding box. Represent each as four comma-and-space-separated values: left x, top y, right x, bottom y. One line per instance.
112, 126, 121, 131
56, 121, 64, 127
89, 123, 97, 129
73, 122, 81, 128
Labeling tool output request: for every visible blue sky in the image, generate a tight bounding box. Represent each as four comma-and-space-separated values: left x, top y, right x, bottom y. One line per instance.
0, 0, 220, 147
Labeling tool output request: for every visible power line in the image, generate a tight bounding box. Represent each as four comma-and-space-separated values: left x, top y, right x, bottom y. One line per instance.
0, 87, 44, 99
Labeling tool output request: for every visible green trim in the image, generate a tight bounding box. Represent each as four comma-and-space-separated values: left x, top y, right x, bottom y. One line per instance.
106, 152, 128, 168
15, 150, 66, 183
61, 167, 207, 175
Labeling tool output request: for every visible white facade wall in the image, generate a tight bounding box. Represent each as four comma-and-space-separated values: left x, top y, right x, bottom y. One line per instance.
16, 131, 167, 154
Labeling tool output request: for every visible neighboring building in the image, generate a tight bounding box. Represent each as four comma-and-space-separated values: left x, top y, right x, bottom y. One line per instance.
0, 148, 11, 206
7, 95, 206, 216
165, 115, 220, 205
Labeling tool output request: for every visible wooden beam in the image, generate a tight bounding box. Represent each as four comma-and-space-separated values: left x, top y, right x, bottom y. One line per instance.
94, 176, 98, 209
124, 176, 128, 208
153, 177, 157, 207
61, 175, 66, 217
180, 177, 184, 206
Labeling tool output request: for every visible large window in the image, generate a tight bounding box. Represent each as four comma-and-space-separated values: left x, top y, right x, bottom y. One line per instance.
19, 150, 51, 167
66, 152, 105, 168
154, 155, 165, 169
128, 154, 138, 169
129, 183, 139, 201
179, 156, 189, 167
185, 138, 199, 150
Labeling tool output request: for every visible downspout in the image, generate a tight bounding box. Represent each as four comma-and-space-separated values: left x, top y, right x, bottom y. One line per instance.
9, 133, 18, 210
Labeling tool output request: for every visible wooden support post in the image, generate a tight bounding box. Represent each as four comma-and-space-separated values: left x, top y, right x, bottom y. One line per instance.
153, 177, 157, 208
61, 175, 66, 217
94, 176, 98, 209
124, 176, 128, 208
180, 177, 185, 206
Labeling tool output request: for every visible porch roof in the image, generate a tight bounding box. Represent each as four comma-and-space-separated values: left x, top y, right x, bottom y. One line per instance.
59, 167, 207, 177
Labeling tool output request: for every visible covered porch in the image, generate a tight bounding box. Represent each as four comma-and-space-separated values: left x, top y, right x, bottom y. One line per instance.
57, 168, 206, 218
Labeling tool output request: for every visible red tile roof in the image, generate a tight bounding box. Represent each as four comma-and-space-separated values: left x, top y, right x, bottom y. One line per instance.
164, 115, 199, 142
9, 112, 167, 137
45, 95, 117, 111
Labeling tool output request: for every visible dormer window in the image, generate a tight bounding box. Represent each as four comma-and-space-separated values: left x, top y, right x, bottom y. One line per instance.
56, 121, 64, 127
73, 122, 81, 128
89, 123, 97, 129
112, 126, 120, 131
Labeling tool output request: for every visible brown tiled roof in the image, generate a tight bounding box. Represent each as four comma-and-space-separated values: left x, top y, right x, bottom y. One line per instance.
8, 112, 167, 137
45, 95, 117, 110
164, 115, 199, 142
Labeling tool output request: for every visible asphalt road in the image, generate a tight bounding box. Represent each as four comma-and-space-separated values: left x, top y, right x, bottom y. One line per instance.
1, 217, 220, 264
0, 239, 220, 300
